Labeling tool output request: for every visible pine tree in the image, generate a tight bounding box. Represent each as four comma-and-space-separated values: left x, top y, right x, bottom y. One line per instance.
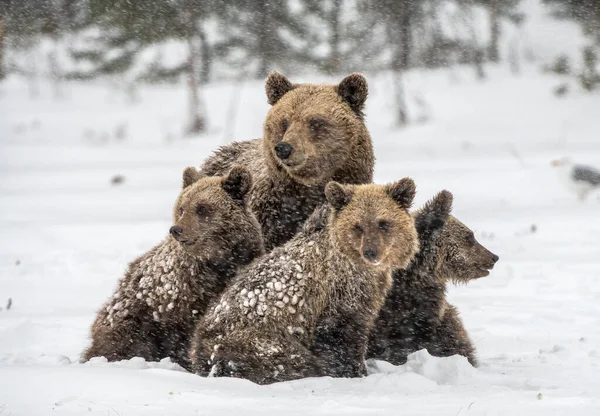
216, 0, 311, 78
1, 0, 79, 83
472, 0, 521, 62
545, 1, 600, 91
300, 0, 376, 75
544, 0, 600, 43
69, 0, 221, 134
359, 0, 427, 125
0, 0, 8, 80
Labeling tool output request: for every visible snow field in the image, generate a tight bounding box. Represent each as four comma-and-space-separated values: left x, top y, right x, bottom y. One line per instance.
0, 62, 599, 414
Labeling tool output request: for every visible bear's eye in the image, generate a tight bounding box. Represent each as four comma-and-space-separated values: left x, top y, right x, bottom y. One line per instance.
354, 224, 364, 234
281, 119, 288, 133
466, 232, 476, 245
196, 204, 208, 216
179, 207, 183, 217
378, 220, 390, 232
309, 118, 326, 132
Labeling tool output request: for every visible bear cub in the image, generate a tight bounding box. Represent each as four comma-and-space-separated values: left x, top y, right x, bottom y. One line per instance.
200, 71, 374, 251
189, 179, 419, 384
367, 191, 499, 367
83, 166, 264, 368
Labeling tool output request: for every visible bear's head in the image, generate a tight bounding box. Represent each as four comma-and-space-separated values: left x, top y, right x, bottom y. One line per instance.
437, 216, 499, 283
170, 165, 264, 262
263, 71, 373, 185
325, 179, 419, 271
413, 190, 454, 251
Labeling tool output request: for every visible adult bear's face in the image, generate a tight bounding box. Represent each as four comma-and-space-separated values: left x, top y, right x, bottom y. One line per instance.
263, 72, 369, 186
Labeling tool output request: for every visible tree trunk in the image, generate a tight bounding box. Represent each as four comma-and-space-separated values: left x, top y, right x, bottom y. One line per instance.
391, 42, 408, 126
256, 0, 270, 78
474, 48, 486, 79
392, 70, 408, 126
198, 24, 210, 84
0, 16, 5, 81
392, 1, 412, 126
222, 77, 244, 144
184, 8, 206, 135
508, 36, 520, 74
49, 0, 63, 98
488, 5, 500, 63
399, 0, 412, 71
462, 1, 486, 80
329, 0, 342, 74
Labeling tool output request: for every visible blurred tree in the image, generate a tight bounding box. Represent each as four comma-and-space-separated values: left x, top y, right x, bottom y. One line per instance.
301, 0, 376, 75
580, 45, 600, 90
545, 1, 600, 91
544, 0, 600, 42
456, 0, 488, 78
0, 0, 8, 80
2, 0, 81, 80
70, 0, 219, 133
303, 0, 344, 74
70, 0, 181, 78
472, 0, 521, 62
325, 0, 343, 74
359, 0, 426, 125
216, 0, 310, 78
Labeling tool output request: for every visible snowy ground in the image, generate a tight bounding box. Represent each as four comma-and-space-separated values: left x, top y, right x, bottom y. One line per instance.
1, 62, 599, 415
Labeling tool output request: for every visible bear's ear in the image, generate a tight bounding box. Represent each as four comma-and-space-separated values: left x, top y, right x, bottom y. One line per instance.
222, 165, 253, 205
325, 181, 354, 211
337, 73, 368, 116
386, 178, 416, 209
182, 167, 203, 189
415, 190, 453, 238
265, 71, 295, 105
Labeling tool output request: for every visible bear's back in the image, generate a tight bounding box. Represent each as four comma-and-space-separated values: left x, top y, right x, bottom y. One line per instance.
201, 139, 264, 178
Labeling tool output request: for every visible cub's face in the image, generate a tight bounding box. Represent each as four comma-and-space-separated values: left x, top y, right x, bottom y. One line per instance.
438, 217, 499, 283
326, 179, 419, 271
263, 72, 368, 185
170, 166, 255, 259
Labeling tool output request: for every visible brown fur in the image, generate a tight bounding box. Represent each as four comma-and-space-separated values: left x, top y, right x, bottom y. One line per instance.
200, 72, 374, 251
189, 180, 419, 384
367, 192, 499, 367
83, 167, 264, 368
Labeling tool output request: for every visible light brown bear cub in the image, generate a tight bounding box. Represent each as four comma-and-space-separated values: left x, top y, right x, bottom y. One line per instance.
201, 72, 374, 251
83, 166, 264, 368
190, 179, 419, 384
367, 191, 499, 367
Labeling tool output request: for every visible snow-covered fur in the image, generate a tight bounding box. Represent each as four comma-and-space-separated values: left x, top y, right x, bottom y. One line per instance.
367, 191, 499, 367
189, 179, 419, 384
200, 72, 374, 251
83, 166, 264, 368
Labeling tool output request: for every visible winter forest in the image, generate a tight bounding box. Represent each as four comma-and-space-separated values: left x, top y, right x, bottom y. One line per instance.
1, 0, 600, 414
2, 0, 600, 130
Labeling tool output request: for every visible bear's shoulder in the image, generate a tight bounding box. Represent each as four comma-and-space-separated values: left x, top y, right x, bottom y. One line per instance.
301, 204, 331, 235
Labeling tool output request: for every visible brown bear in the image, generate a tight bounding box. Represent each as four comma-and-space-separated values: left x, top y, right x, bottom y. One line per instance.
189, 179, 419, 384
366, 191, 499, 367
82, 166, 264, 368
200, 72, 374, 251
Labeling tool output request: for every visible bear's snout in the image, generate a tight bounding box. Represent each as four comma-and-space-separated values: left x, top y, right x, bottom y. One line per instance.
170, 226, 183, 239
274, 142, 294, 160
363, 247, 378, 262
478, 245, 499, 269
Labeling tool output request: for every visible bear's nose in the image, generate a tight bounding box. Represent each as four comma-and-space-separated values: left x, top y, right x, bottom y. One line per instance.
363, 248, 378, 261
170, 226, 183, 239
274, 142, 293, 160
491, 253, 499, 263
